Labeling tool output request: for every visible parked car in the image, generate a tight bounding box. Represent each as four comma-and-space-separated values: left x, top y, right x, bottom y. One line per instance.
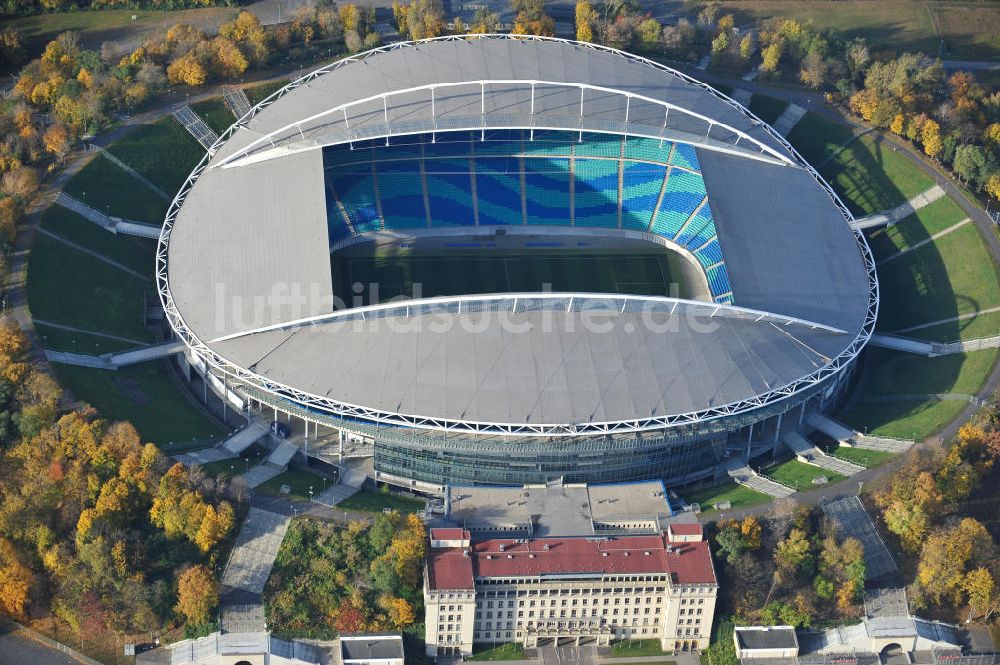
270, 421, 292, 439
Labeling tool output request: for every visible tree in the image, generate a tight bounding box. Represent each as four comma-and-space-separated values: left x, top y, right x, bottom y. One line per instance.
987, 173, 1000, 201
760, 42, 782, 73
166, 52, 207, 86
921, 119, 944, 158
42, 123, 71, 160
799, 49, 828, 89
575, 0, 596, 43
511, 0, 554, 36
917, 518, 993, 605
739, 34, 753, 61
379, 594, 415, 629
715, 524, 746, 564
0, 537, 33, 619
774, 527, 812, 575
175, 565, 217, 627
637, 18, 661, 48
953, 144, 993, 189
194, 502, 235, 553
340, 4, 361, 34
1, 166, 39, 202
962, 567, 1000, 621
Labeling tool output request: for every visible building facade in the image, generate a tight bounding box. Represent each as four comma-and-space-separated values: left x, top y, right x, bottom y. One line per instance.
424, 523, 718, 658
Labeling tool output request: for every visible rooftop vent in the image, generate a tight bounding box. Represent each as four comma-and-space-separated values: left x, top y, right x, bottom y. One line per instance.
499, 544, 506, 552
544, 544, 551, 551
602, 552, 608, 557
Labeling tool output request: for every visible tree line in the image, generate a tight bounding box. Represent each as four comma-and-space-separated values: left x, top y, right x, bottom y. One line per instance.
265, 512, 426, 638
573, 1, 1000, 202
0, 322, 239, 640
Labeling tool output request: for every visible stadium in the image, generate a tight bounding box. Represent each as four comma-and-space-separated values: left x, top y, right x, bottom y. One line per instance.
159, 35, 878, 493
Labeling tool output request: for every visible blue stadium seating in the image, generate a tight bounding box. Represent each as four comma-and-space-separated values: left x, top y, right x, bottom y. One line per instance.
424, 159, 476, 226
621, 161, 666, 231
573, 159, 618, 228
376, 161, 427, 229
322, 133, 732, 300
524, 157, 572, 225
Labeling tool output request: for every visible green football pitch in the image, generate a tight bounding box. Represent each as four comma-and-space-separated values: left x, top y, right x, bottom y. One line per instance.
331, 249, 684, 307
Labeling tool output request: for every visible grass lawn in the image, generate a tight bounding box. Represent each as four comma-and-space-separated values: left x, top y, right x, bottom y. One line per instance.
335, 249, 683, 305
63, 154, 168, 223
256, 467, 332, 500
828, 444, 896, 468
865, 195, 968, 259
860, 348, 997, 397
107, 117, 206, 195
839, 398, 967, 441
27, 233, 155, 342
905, 310, 1000, 343
765, 459, 845, 490
337, 489, 425, 514
51, 361, 225, 447
930, 4, 1000, 60
39, 206, 155, 276
611, 639, 667, 656
876, 223, 1000, 331
819, 134, 933, 216
715, 1, 944, 57
0, 6, 240, 62
245, 79, 289, 105
680, 481, 770, 513
193, 97, 236, 135
786, 112, 856, 167
748, 94, 789, 125
34, 322, 141, 354
469, 642, 526, 661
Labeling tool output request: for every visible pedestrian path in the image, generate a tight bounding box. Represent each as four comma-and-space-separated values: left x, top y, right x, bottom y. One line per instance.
312, 457, 371, 507
223, 86, 253, 120
44, 339, 184, 369
240, 463, 284, 488
851, 184, 946, 230
892, 305, 1000, 334
221, 421, 268, 455
221, 507, 290, 594
175, 446, 233, 466
730, 88, 752, 106
33, 319, 147, 345
772, 103, 806, 136
869, 332, 1000, 357
876, 218, 970, 266
36, 227, 149, 280
868, 333, 935, 355
84, 145, 170, 201
55, 191, 160, 236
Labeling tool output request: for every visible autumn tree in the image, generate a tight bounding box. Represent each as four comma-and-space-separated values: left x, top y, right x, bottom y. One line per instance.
575, 0, 596, 43
917, 518, 994, 606
511, 0, 554, 36
175, 565, 217, 626
0, 537, 33, 619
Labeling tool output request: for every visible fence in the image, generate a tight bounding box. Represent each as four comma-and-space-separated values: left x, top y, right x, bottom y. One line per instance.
0, 617, 105, 665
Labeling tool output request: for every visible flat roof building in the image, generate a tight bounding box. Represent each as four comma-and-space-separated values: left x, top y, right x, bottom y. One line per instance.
339, 633, 405, 665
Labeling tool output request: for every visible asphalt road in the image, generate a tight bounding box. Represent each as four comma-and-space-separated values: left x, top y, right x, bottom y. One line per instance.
0, 627, 83, 665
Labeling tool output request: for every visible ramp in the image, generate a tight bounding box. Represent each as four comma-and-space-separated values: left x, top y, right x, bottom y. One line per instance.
109, 340, 185, 366
115, 220, 161, 238
175, 447, 234, 466
807, 414, 855, 443
241, 463, 284, 488
772, 103, 806, 136
851, 185, 946, 230
731, 88, 753, 106
221, 422, 269, 455
267, 439, 299, 468
173, 105, 220, 151
221, 508, 290, 593
868, 334, 935, 355
850, 434, 914, 453
312, 458, 371, 507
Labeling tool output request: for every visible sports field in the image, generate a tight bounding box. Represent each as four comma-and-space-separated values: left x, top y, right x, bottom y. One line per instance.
332, 249, 688, 306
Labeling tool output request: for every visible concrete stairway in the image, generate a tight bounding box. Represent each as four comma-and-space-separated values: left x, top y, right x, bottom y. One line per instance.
240, 463, 284, 488
784, 431, 865, 476
55, 192, 161, 238
221, 508, 290, 593
851, 434, 914, 453
266, 439, 299, 468
175, 447, 234, 466
727, 464, 796, 498
809, 414, 914, 453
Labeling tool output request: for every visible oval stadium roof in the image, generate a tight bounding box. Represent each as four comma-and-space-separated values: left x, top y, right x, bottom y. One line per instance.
161, 36, 877, 436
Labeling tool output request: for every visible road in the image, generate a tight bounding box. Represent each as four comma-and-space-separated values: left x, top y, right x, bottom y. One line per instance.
0, 627, 83, 665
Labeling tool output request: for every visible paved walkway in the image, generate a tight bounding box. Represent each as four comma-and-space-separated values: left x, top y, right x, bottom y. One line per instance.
0, 627, 84, 665
35, 227, 149, 281
44, 340, 185, 369
852, 184, 946, 230
892, 305, 1000, 334
221, 507, 290, 594
32, 319, 147, 345
772, 103, 806, 136
876, 218, 970, 266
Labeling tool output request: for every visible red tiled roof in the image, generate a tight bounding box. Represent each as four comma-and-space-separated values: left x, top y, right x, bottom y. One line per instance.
669, 523, 704, 535
427, 547, 475, 590
430, 528, 471, 540
427, 533, 716, 590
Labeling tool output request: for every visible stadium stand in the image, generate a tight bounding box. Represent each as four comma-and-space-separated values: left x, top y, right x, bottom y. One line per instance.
322, 131, 733, 301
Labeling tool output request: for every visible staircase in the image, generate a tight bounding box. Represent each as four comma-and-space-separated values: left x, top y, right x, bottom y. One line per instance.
727, 464, 796, 498
783, 432, 865, 477
850, 434, 914, 453
221, 421, 268, 455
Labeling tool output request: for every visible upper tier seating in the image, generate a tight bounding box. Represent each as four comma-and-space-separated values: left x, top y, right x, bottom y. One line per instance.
323, 131, 731, 301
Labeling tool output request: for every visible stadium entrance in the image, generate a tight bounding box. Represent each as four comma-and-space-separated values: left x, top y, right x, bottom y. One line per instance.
330, 232, 709, 307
